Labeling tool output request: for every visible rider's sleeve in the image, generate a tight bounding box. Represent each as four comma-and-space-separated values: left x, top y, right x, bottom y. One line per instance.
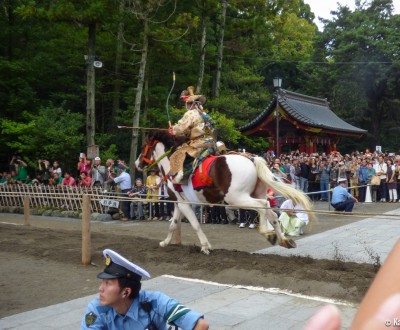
172, 110, 202, 137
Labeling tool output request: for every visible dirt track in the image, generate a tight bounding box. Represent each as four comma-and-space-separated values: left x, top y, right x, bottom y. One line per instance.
1, 203, 391, 318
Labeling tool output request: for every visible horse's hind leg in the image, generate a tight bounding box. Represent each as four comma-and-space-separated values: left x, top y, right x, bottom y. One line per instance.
249, 196, 296, 248
226, 195, 296, 249
258, 206, 278, 244
160, 207, 183, 248
258, 203, 296, 248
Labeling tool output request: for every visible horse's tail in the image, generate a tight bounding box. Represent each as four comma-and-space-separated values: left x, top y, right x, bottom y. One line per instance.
253, 157, 315, 222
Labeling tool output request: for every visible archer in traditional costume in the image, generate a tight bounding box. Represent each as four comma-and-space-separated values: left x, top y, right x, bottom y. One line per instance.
169, 86, 216, 184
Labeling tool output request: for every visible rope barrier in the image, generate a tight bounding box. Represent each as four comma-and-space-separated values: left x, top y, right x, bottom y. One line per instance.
1, 184, 399, 220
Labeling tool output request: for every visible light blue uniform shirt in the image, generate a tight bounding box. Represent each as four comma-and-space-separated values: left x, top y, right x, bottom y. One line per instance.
81, 290, 203, 330
113, 171, 132, 190
331, 185, 351, 204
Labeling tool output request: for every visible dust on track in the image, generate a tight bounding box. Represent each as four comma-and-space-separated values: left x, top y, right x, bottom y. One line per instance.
0, 217, 377, 318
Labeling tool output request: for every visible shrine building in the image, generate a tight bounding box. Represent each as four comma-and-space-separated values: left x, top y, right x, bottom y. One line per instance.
239, 89, 367, 154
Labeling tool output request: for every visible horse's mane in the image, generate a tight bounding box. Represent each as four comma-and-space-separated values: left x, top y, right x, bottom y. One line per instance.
146, 130, 182, 151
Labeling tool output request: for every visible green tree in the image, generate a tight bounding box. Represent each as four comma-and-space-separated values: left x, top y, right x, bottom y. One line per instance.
314, 0, 400, 148
1, 105, 84, 169
0, 0, 324, 167
17, 0, 116, 146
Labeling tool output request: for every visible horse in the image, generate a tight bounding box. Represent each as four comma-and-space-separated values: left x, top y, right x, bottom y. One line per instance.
135, 131, 314, 255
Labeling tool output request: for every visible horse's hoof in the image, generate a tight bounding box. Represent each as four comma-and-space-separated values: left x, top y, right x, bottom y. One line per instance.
279, 238, 297, 249
201, 247, 210, 255
159, 241, 166, 248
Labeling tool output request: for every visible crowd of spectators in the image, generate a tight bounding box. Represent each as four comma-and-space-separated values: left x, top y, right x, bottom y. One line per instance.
0, 153, 175, 222
2, 147, 399, 227
1, 154, 128, 188
264, 148, 400, 203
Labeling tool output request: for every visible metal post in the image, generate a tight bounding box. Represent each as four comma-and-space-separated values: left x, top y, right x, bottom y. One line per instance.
328, 183, 331, 211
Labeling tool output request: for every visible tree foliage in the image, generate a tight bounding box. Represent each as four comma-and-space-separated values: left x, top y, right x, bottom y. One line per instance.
2, 0, 399, 173
305, 0, 400, 149
1, 105, 84, 168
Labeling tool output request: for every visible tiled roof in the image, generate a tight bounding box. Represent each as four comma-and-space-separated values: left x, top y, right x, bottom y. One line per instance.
239, 89, 367, 134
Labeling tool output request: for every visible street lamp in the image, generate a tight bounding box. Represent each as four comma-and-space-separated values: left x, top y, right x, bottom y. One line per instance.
273, 77, 282, 156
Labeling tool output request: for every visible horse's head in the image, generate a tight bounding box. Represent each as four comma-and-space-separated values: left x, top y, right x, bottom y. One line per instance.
135, 130, 182, 172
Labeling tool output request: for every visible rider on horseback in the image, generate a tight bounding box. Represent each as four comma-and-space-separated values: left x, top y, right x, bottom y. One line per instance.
168, 86, 216, 184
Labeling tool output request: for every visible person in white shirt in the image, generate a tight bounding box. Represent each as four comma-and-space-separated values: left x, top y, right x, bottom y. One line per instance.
373, 155, 387, 202
107, 164, 132, 221
51, 160, 62, 177
278, 199, 309, 236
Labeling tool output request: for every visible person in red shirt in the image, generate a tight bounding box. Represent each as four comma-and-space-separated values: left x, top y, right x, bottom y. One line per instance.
77, 153, 92, 177
79, 171, 92, 187
61, 171, 77, 187
267, 188, 278, 207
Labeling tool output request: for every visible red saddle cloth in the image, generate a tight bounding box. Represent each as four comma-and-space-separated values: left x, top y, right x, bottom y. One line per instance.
192, 156, 216, 190
173, 156, 216, 192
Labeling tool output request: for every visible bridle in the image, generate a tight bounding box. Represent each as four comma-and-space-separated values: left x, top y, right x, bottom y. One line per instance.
141, 139, 159, 166
140, 138, 173, 178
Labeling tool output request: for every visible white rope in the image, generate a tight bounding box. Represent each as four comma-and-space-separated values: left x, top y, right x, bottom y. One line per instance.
0, 184, 399, 220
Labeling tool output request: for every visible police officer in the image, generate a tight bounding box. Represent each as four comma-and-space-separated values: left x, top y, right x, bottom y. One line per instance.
81, 249, 209, 330
331, 178, 358, 212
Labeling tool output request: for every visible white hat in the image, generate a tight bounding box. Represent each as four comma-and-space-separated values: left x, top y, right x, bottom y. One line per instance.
97, 249, 150, 281
94, 156, 101, 161
338, 178, 347, 183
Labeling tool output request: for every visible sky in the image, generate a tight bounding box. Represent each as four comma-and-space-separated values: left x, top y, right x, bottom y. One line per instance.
303, 0, 400, 30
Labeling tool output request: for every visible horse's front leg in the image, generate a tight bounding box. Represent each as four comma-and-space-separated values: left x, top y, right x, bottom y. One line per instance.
160, 207, 183, 248
178, 203, 212, 255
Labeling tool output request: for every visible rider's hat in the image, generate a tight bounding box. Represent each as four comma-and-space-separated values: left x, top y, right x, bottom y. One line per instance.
180, 86, 206, 105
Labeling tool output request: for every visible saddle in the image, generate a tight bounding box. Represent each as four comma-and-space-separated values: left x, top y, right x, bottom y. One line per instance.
173, 156, 217, 191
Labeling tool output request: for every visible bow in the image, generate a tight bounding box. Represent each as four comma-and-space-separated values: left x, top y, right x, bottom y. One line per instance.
165, 72, 175, 127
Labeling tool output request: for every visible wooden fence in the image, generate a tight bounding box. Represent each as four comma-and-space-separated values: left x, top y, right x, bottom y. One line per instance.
0, 184, 118, 213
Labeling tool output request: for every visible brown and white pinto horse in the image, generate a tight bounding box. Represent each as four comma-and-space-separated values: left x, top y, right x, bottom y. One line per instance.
136, 131, 314, 255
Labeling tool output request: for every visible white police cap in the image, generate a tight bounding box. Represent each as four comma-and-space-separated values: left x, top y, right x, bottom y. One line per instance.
97, 249, 151, 281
